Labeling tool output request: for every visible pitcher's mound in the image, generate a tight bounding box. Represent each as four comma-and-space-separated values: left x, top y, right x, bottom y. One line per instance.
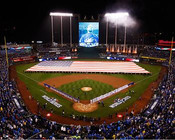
73, 102, 98, 113
81, 87, 92, 92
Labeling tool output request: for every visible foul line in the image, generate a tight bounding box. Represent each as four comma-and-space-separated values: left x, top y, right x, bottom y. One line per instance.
135, 72, 160, 84
15, 70, 48, 94
16, 70, 40, 83
40, 89, 48, 95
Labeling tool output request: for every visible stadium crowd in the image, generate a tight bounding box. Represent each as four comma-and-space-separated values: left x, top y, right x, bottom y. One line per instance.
36, 44, 78, 61
0, 52, 175, 139
140, 45, 175, 59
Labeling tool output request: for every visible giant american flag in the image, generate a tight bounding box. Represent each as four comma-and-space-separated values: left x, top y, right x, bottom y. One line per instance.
26, 61, 150, 74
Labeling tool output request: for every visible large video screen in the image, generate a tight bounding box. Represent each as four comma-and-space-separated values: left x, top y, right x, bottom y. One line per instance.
79, 22, 99, 47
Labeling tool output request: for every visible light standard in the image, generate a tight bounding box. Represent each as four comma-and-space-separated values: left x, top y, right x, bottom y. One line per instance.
124, 23, 127, 49
105, 17, 109, 47
115, 23, 117, 48
50, 12, 73, 47
70, 16, 72, 47
104, 12, 129, 49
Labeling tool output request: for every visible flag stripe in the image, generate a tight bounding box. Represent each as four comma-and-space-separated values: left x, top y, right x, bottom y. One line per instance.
26, 61, 150, 74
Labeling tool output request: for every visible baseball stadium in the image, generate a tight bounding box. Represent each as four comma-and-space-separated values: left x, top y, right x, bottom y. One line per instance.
0, 3, 175, 139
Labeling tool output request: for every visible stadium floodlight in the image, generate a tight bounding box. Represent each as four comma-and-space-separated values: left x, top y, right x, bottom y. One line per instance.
50, 12, 73, 47
104, 12, 129, 48
105, 12, 129, 18
50, 12, 73, 17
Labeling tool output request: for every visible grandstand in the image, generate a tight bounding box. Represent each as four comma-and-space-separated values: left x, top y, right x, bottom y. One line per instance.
1, 51, 175, 139
0, 10, 175, 140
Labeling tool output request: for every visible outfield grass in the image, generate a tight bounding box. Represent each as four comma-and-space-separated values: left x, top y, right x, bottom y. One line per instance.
16, 61, 161, 118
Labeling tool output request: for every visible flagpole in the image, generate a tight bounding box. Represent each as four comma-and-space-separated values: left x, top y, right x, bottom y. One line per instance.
4, 36, 9, 67
169, 37, 174, 66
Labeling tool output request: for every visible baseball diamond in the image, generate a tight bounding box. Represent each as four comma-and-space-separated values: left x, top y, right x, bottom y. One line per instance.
13, 61, 162, 119
1, 3, 174, 139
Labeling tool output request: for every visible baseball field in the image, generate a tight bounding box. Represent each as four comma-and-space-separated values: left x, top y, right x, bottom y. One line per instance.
12, 60, 162, 121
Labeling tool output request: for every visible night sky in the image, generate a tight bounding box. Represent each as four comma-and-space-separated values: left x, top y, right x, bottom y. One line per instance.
0, 0, 174, 44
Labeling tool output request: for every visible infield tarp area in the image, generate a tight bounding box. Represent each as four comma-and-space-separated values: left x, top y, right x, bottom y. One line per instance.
25, 61, 150, 74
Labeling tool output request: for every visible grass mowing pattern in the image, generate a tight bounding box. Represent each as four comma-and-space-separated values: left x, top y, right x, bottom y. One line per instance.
16, 62, 161, 117
58, 79, 115, 100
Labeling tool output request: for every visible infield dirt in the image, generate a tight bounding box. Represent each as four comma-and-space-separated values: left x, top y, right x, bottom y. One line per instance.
39, 74, 131, 89
39, 74, 131, 112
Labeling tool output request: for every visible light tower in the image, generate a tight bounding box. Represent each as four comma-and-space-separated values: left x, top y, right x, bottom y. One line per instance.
104, 12, 129, 48
50, 12, 73, 47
